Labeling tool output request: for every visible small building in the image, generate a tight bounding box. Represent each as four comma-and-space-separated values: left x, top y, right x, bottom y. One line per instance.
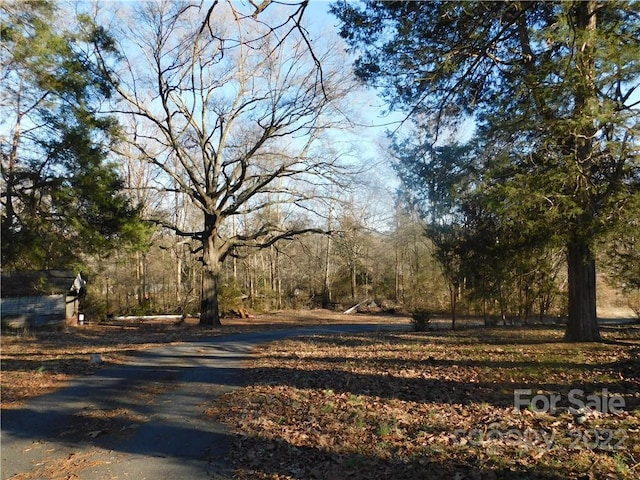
1, 270, 86, 328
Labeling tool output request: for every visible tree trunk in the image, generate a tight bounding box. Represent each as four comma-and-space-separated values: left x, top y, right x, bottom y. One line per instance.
176, 253, 183, 304
136, 251, 147, 308
322, 232, 332, 308
200, 261, 222, 326
274, 247, 282, 309
200, 220, 223, 326
449, 283, 458, 331
350, 261, 357, 301
563, 1, 600, 343
565, 236, 600, 342
3, 96, 23, 243
395, 245, 401, 303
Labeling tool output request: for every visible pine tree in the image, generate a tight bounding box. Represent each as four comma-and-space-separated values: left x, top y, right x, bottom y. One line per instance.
1, 1, 142, 270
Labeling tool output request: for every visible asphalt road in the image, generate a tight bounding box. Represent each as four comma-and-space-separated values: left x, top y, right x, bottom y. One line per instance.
1, 323, 407, 480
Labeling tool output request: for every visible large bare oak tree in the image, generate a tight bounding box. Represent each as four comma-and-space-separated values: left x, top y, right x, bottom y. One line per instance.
90, 0, 355, 325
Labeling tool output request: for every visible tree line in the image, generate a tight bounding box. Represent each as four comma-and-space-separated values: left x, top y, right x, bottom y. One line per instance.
2, 1, 638, 341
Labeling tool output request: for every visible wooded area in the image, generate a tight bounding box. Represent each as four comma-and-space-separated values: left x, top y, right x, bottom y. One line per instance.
1, 1, 639, 339
1, 3, 639, 478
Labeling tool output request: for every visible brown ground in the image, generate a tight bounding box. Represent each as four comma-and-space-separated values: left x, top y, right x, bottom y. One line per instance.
211, 324, 640, 479
2, 309, 638, 479
0, 309, 409, 409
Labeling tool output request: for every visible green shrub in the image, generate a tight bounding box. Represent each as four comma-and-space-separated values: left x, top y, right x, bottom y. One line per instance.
218, 281, 244, 315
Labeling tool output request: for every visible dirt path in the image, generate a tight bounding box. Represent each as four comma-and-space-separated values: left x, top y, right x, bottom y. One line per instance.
1, 323, 408, 480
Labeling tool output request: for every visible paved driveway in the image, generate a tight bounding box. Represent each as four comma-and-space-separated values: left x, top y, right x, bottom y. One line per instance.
1, 323, 407, 480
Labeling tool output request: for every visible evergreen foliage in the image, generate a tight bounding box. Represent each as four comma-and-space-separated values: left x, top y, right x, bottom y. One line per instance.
1, 1, 142, 270
332, 0, 640, 341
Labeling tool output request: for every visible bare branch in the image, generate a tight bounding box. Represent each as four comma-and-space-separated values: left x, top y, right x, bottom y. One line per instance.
88, 0, 358, 323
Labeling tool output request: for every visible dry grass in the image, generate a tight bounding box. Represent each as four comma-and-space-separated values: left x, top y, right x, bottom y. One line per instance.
211, 325, 640, 480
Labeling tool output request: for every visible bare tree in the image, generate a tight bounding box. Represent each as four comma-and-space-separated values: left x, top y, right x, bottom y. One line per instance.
89, 0, 355, 324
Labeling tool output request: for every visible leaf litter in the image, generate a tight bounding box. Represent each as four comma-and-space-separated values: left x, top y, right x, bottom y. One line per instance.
210, 325, 640, 479
2, 315, 638, 478
1, 310, 406, 408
